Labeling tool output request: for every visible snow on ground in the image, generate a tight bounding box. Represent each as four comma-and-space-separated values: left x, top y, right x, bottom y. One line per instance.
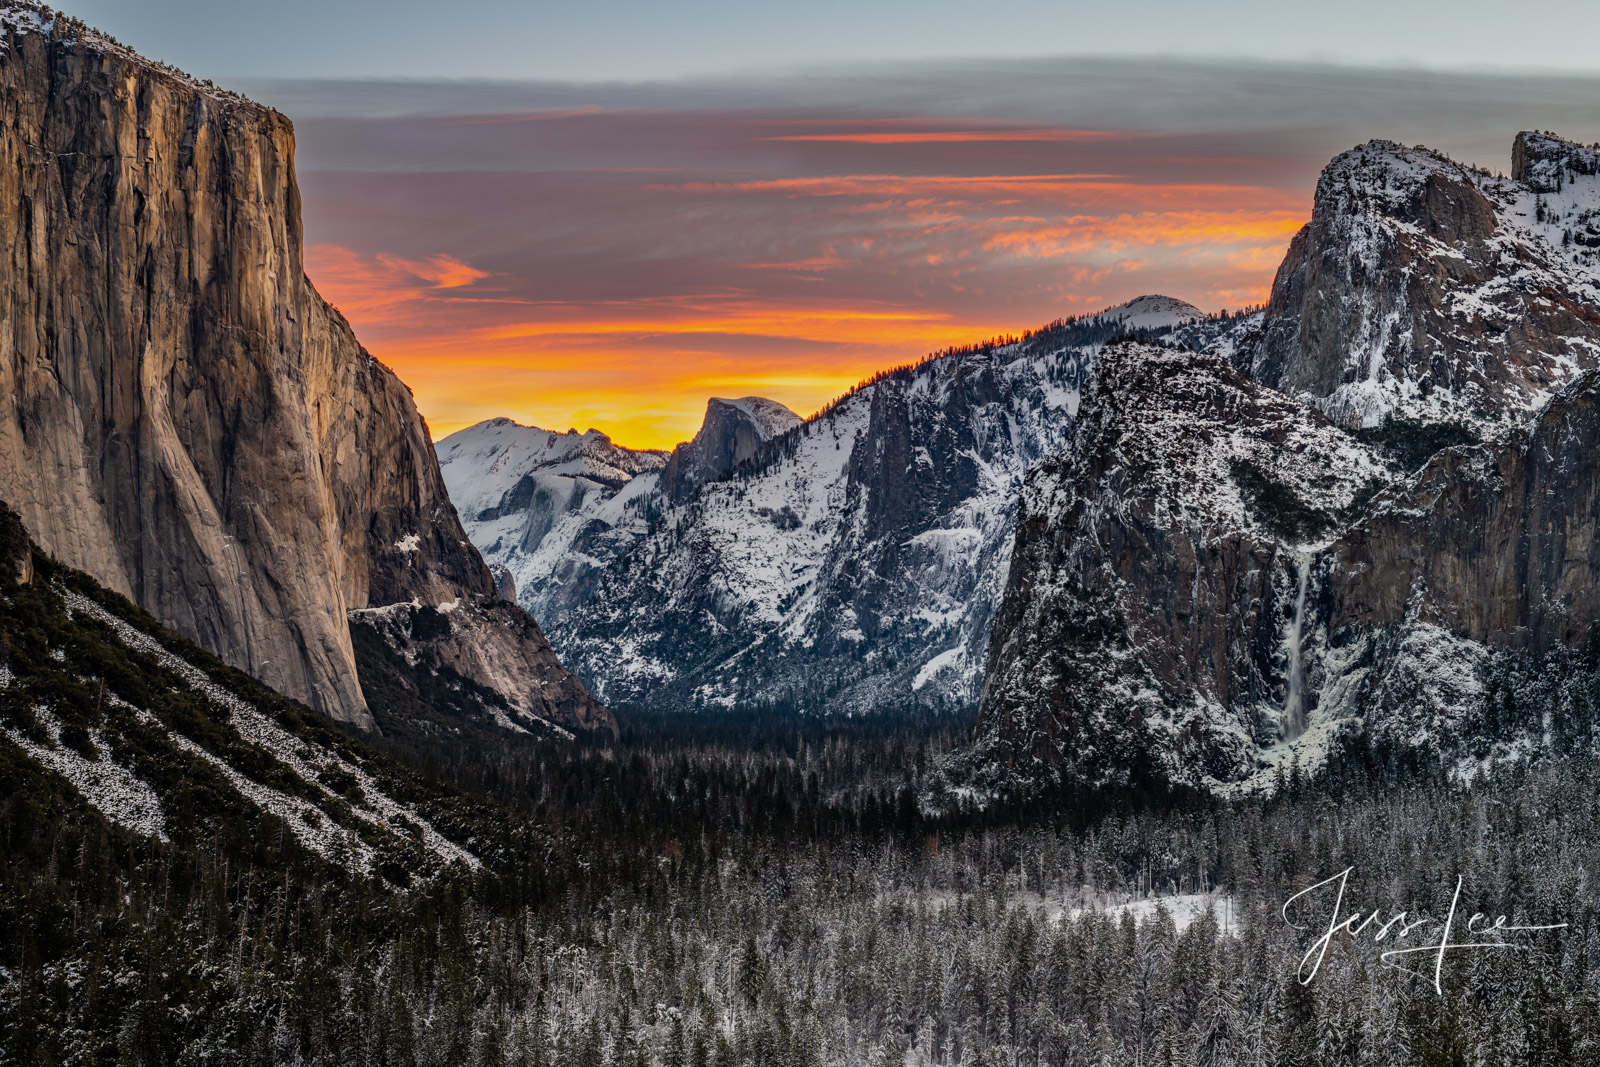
904, 886, 1239, 936
59, 590, 480, 871
0, 707, 168, 841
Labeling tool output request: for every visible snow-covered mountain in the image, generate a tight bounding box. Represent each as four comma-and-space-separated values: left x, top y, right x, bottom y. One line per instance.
973, 341, 1390, 789
1092, 294, 1205, 331
436, 397, 799, 626
436, 422, 670, 624
1240, 133, 1600, 433
972, 133, 1600, 793
546, 299, 1213, 715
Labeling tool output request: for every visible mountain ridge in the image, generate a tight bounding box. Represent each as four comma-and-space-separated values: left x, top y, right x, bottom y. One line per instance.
972, 132, 1600, 792
545, 298, 1217, 716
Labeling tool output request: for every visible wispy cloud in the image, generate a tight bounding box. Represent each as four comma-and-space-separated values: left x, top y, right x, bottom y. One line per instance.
271, 58, 1600, 448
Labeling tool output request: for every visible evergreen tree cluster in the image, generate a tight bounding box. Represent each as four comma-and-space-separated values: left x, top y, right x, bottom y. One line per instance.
6, 517, 1600, 1065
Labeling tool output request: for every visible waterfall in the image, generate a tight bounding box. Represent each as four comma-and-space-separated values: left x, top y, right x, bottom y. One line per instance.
1283, 552, 1313, 739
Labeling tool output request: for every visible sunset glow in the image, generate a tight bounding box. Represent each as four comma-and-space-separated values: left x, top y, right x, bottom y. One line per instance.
297, 108, 1311, 449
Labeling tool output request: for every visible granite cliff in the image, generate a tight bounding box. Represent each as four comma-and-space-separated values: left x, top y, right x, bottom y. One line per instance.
974, 133, 1600, 791
1239, 135, 1600, 432
0, 7, 607, 734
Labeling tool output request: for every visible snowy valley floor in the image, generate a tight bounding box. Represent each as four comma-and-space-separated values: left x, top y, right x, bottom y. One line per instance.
7, 682, 1600, 1066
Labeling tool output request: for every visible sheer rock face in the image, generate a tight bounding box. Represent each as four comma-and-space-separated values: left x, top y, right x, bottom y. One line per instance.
975, 344, 1385, 787
974, 134, 1600, 791
1330, 371, 1600, 651
1240, 138, 1600, 432
661, 397, 801, 503
0, 12, 607, 733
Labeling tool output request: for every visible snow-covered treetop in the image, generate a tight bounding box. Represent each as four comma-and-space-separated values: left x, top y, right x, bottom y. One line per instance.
1089, 295, 1205, 332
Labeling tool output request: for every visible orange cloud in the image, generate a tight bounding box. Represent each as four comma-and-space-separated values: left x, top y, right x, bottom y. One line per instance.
304, 167, 1305, 449
306, 245, 491, 317
767, 129, 1130, 144
983, 210, 1309, 257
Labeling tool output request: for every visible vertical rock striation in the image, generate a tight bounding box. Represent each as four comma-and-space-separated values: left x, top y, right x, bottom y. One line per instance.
0, 8, 608, 733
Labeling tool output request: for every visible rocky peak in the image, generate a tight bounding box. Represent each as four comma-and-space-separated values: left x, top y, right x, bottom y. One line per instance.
1512, 131, 1600, 193
661, 397, 801, 503
1239, 133, 1600, 435
972, 133, 1600, 794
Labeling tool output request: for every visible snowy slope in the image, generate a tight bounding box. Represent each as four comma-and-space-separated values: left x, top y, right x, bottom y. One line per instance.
437, 397, 803, 627
436, 420, 668, 624
1092, 294, 1205, 331
0, 550, 482, 878
553, 303, 1223, 715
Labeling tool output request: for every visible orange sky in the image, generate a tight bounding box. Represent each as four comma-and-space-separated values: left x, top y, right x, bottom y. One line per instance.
297, 115, 1309, 450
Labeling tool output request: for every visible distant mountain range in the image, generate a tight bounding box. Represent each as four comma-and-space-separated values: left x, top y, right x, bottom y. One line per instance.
443, 296, 1215, 716
442, 130, 1600, 795
436, 396, 800, 627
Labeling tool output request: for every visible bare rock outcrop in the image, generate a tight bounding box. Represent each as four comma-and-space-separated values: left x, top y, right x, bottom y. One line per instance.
1239, 138, 1600, 432
0, 8, 608, 733
660, 397, 801, 503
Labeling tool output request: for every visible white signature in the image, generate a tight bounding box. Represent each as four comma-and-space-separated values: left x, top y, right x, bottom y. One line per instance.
1282, 867, 1567, 994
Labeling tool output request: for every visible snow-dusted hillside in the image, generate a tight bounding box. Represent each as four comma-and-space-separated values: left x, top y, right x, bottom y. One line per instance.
1092, 294, 1204, 331
436, 421, 669, 624
0, 516, 482, 879
551, 299, 1217, 715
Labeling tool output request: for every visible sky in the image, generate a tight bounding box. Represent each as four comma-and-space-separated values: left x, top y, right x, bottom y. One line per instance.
60, 1, 1600, 449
